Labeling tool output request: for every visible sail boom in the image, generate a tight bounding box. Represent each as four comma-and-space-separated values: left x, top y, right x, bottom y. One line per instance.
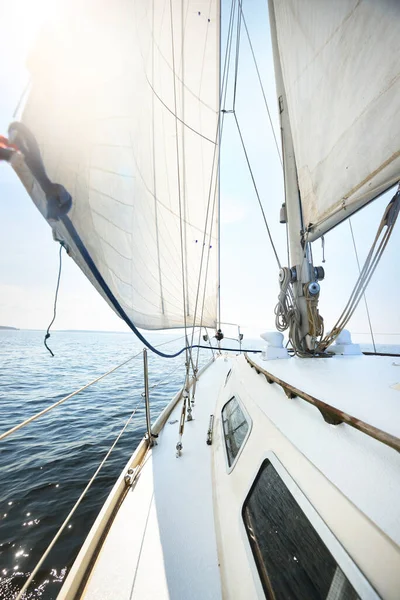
305, 179, 399, 243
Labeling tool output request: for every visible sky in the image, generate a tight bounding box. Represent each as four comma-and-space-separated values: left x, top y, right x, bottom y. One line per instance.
0, 0, 399, 344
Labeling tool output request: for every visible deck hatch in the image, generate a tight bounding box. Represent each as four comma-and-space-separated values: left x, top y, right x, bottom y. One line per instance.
243, 460, 360, 600
222, 396, 249, 468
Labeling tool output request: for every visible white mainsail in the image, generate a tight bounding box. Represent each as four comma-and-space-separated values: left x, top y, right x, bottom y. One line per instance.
17, 0, 220, 330
272, 0, 400, 241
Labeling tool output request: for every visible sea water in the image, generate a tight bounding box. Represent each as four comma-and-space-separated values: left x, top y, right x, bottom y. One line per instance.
0, 329, 223, 599
0, 330, 396, 599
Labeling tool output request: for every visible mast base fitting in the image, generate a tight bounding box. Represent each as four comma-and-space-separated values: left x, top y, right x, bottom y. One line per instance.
308, 281, 320, 295
279, 266, 297, 283
176, 442, 183, 458
290, 267, 298, 282
314, 266, 325, 281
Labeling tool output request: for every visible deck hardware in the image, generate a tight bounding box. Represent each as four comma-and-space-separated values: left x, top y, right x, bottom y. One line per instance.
318, 410, 343, 425
206, 415, 214, 445
308, 281, 320, 295
314, 266, 325, 281
176, 394, 188, 457
244, 353, 400, 453
191, 370, 198, 407
143, 349, 157, 448
124, 467, 138, 487
215, 329, 224, 341
185, 389, 193, 421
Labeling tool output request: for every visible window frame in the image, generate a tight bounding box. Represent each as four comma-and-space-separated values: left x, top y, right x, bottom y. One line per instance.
241, 452, 379, 600
221, 395, 252, 473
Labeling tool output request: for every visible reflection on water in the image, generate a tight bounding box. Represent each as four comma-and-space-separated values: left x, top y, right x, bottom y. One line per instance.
0, 329, 218, 599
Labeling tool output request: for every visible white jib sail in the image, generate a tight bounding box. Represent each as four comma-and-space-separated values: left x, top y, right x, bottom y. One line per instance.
17, 0, 220, 330
272, 0, 400, 240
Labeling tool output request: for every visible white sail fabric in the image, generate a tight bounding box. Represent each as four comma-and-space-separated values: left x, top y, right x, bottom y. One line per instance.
273, 0, 400, 240
18, 0, 220, 329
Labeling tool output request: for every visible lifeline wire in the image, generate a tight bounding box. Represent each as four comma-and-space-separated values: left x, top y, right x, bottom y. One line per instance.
15, 395, 144, 600
44, 243, 63, 357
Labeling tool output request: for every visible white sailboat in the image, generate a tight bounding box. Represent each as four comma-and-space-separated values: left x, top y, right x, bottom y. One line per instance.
1, 1, 400, 599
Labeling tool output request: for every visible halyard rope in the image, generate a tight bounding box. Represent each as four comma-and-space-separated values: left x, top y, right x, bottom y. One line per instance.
44, 243, 64, 357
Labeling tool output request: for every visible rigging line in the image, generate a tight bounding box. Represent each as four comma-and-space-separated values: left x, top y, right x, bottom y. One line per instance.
0, 351, 143, 443
151, 0, 165, 315
181, 0, 190, 322
239, 3, 282, 166
188, 0, 237, 361
15, 396, 145, 600
191, 0, 237, 359
232, 0, 242, 111
44, 243, 63, 357
145, 358, 188, 394
196, 154, 220, 367
144, 76, 216, 145
349, 219, 377, 353
59, 215, 185, 360
193, 0, 237, 364
233, 112, 282, 268
279, 122, 291, 269
168, 0, 192, 374
0, 330, 202, 443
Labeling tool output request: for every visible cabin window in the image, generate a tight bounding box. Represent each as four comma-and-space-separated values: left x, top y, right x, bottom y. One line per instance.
243, 460, 360, 600
222, 396, 249, 467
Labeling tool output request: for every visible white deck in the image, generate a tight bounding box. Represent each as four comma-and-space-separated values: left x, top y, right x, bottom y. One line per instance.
82, 357, 230, 600
246, 353, 400, 546
252, 352, 400, 437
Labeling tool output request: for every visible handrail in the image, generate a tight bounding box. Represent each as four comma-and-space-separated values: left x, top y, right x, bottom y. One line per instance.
244, 353, 400, 454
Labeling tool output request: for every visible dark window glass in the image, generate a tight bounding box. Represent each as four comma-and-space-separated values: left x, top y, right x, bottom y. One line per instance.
243, 460, 360, 600
222, 396, 249, 467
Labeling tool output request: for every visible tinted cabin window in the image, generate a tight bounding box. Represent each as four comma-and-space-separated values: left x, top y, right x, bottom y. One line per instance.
243, 461, 359, 600
222, 396, 249, 467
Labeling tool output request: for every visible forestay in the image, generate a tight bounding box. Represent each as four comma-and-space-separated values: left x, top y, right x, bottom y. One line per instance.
272, 0, 400, 240
17, 0, 220, 329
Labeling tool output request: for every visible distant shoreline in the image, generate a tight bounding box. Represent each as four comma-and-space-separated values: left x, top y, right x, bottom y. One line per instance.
0, 325, 19, 330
